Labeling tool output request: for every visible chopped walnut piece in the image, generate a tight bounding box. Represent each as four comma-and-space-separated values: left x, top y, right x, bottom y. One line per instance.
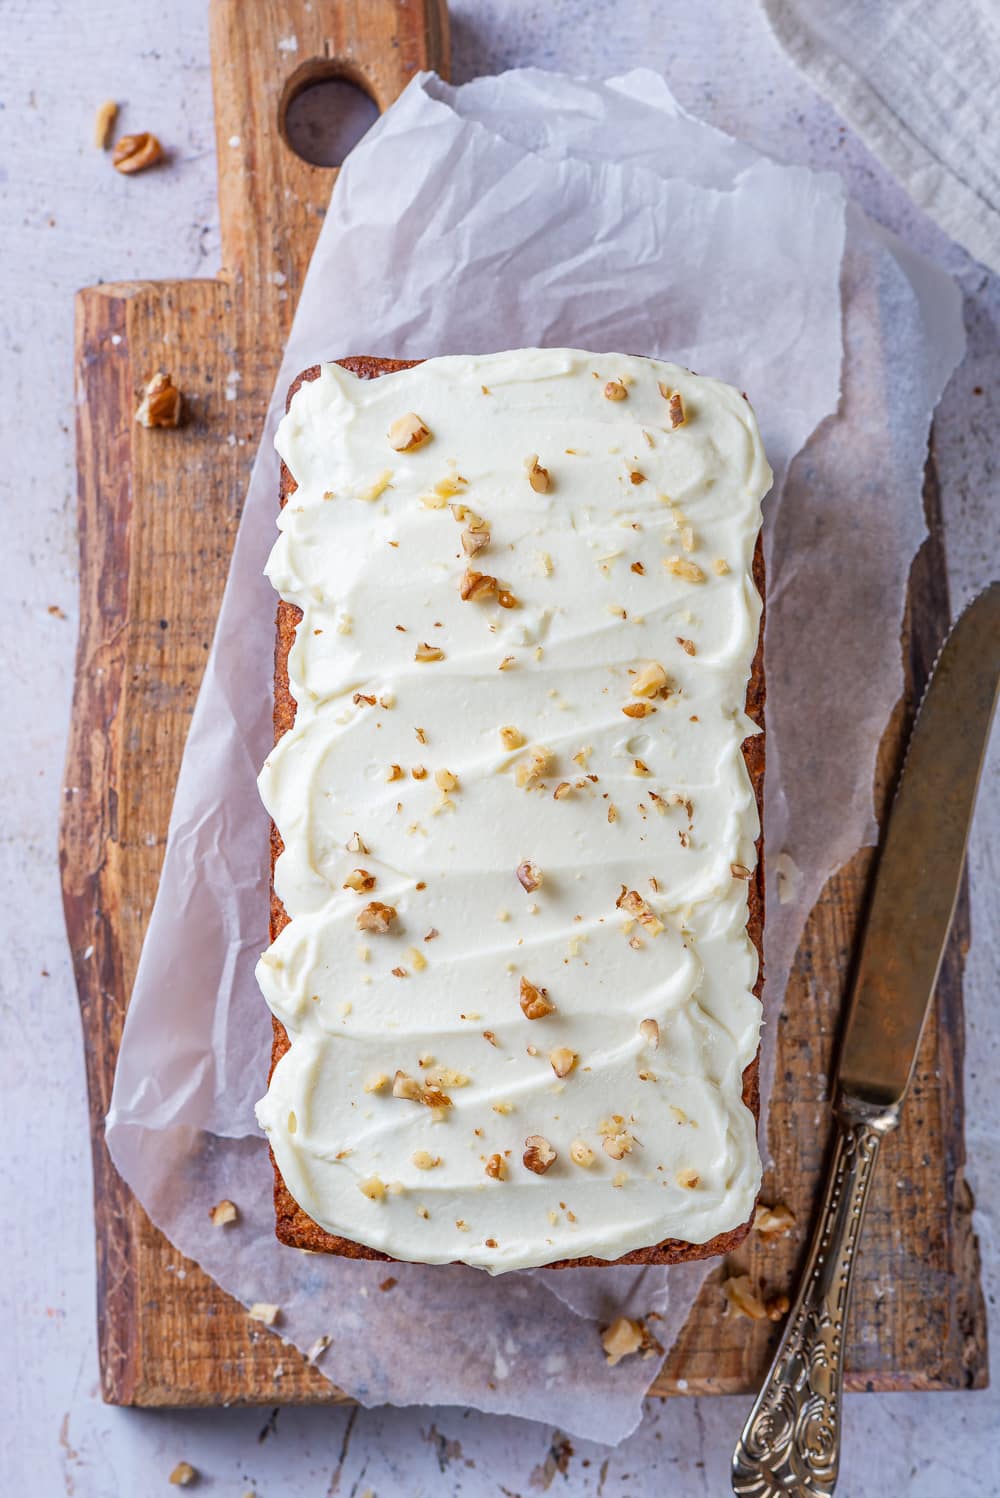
363, 1073, 390, 1094
731, 863, 752, 880
113, 131, 163, 174
208, 1199, 239, 1227
676, 636, 696, 656
388, 412, 431, 451
248, 1302, 281, 1325
387, 763, 404, 782
549, 1047, 577, 1078
169, 1463, 198, 1488
631, 561, 645, 575
405, 945, 427, 972
553, 781, 572, 800
629, 469, 646, 485
639, 1018, 660, 1050
676, 1168, 700, 1189
766, 1293, 791, 1322
500, 725, 525, 750
346, 831, 369, 855
462, 525, 490, 556
631, 660, 669, 698
526, 454, 551, 492
604, 380, 628, 402
616, 886, 664, 936
411, 765, 427, 781
722, 1274, 769, 1321
753, 1201, 797, 1240
633, 758, 650, 776
358, 1176, 387, 1201
601, 1317, 644, 1366
655, 384, 687, 430
497, 588, 518, 610
356, 900, 397, 933
415, 641, 446, 662
570, 1138, 595, 1167
514, 745, 552, 787
94, 99, 118, 149
485, 1153, 506, 1180
343, 868, 376, 893
665, 556, 706, 584
135, 370, 181, 428
392, 1070, 452, 1108
523, 1135, 557, 1174
519, 976, 555, 1019
352, 692, 376, 707
459, 568, 499, 602
602, 1132, 634, 1161
411, 1150, 441, 1170
435, 768, 459, 792
622, 701, 655, 719
714, 558, 730, 575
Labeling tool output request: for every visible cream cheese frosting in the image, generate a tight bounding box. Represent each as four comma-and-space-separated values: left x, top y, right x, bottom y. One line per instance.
255, 348, 771, 1274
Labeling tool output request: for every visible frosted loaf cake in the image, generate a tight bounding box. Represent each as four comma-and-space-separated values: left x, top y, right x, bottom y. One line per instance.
256, 350, 771, 1273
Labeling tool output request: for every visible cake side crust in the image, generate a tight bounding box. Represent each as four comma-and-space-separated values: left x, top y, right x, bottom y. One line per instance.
266, 356, 765, 1268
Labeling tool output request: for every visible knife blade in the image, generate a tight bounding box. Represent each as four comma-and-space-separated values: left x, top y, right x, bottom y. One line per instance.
837, 580, 1000, 1114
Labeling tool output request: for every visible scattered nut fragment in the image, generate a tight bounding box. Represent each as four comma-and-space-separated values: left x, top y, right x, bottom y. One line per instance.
656, 384, 687, 429
388, 412, 431, 451
462, 523, 491, 556
347, 831, 369, 855
411, 765, 428, 780
307, 1334, 332, 1363
631, 661, 669, 698
356, 901, 397, 933
714, 558, 730, 575
602, 1132, 634, 1160
358, 1176, 387, 1201
722, 1274, 769, 1321
135, 370, 181, 428
639, 1018, 660, 1049
731, 863, 752, 880
208, 1199, 239, 1228
753, 1201, 797, 1240
676, 636, 696, 656
113, 131, 163, 174
676, 1168, 700, 1189
405, 945, 427, 972
629, 469, 646, 485
766, 1293, 791, 1322
500, 725, 525, 750
570, 1138, 595, 1167
94, 99, 118, 149
435, 768, 459, 792
169, 1463, 198, 1488
622, 701, 655, 719
485, 1153, 506, 1180
553, 781, 572, 800
364, 1073, 390, 1094
604, 380, 628, 402
514, 744, 552, 787
460, 568, 497, 602
665, 556, 706, 584
387, 763, 404, 782
616, 886, 664, 936
601, 1316, 643, 1366
516, 860, 543, 893
526, 454, 551, 492
343, 868, 376, 893
549, 1047, 577, 1078
519, 976, 555, 1020
411, 1150, 441, 1170
392, 1070, 452, 1108
248, 1302, 281, 1325
523, 1135, 557, 1174
414, 641, 445, 662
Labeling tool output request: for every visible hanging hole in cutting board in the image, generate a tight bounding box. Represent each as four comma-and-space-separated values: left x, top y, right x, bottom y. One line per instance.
281, 68, 380, 168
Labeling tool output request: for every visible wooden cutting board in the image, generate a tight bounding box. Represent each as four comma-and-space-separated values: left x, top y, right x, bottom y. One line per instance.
61, 0, 987, 1407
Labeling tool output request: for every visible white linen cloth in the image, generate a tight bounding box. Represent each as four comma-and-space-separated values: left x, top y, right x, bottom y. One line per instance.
761, 0, 1000, 272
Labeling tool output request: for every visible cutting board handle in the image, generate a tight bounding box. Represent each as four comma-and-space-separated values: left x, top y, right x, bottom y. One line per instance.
209, 0, 449, 295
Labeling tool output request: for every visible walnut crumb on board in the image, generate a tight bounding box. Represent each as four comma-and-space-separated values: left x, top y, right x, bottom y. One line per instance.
135, 371, 181, 428
208, 1198, 239, 1227
113, 131, 163, 173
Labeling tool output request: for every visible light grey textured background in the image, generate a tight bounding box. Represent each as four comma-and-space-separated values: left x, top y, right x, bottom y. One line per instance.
3, 1, 998, 1494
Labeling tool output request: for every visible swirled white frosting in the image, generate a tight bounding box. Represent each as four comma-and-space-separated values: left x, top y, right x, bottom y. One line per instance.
255, 349, 770, 1273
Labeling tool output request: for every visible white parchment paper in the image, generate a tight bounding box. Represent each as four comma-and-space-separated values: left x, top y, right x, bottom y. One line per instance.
105, 69, 963, 1444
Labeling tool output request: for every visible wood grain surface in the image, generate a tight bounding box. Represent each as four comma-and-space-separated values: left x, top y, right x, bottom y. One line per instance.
61, 0, 986, 1407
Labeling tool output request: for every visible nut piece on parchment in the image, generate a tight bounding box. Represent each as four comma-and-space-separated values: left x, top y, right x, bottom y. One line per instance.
753, 1201, 797, 1240
519, 975, 555, 1019
93, 99, 118, 149
112, 131, 163, 174
356, 900, 397, 933
388, 412, 431, 451
208, 1198, 239, 1228
601, 1316, 643, 1366
523, 1134, 557, 1174
135, 371, 182, 429
168, 1462, 198, 1488
248, 1302, 281, 1326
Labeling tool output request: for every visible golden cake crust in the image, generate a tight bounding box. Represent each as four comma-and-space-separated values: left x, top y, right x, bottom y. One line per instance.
266, 356, 765, 1267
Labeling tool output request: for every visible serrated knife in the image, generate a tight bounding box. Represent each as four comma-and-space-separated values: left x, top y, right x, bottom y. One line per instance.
732, 582, 1000, 1498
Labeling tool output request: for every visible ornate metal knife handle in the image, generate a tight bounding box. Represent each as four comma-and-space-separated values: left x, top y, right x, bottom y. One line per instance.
732, 1098, 898, 1498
